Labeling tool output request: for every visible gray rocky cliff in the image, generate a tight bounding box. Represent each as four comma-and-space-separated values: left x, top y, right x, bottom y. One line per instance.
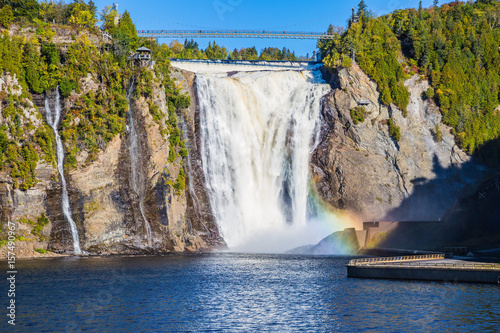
0, 67, 224, 257
311, 65, 490, 222
62, 69, 225, 254
171, 69, 225, 250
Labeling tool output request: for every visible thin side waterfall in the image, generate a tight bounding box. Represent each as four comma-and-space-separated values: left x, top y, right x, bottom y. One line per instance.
197, 69, 331, 251
45, 88, 81, 254
126, 78, 152, 246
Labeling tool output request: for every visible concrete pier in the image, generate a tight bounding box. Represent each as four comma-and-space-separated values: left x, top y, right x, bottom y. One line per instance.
347, 255, 500, 284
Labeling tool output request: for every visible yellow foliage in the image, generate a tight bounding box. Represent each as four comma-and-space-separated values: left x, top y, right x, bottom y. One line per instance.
69, 4, 96, 28
323, 53, 340, 69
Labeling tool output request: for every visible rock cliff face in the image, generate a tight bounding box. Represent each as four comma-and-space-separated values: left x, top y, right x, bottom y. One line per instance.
0, 72, 59, 258
170, 69, 224, 250
0, 67, 224, 257
311, 65, 489, 222
1, 54, 492, 257
58, 70, 223, 254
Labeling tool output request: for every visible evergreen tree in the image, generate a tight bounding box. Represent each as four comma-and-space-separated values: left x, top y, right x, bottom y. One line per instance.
357, 0, 368, 17
115, 10, 138, 53
88, 0, 97, 16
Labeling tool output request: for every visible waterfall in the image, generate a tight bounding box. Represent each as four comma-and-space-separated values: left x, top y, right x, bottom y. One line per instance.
126, 79, 152, 247
197, 69, 331, 251
45, 89, 81, 254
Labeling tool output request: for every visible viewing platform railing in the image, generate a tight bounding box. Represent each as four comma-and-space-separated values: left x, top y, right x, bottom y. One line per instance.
349, 254, 445, 265
348, 254, 500, 271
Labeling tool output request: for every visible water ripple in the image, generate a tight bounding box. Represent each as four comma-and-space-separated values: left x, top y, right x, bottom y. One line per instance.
9, 254, 500, 332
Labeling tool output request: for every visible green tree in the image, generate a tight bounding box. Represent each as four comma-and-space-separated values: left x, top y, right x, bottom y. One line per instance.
116, 11, 138, 50
100, 5, 118, 34
0, 5, 13, 28
357, 0, 368, 18
0, 0, 39, 21
23, 41, 43, 93
88, 0, 97, 17
69, 3, 96, 28
424, 87, 434, 100
0, 128, 8, 153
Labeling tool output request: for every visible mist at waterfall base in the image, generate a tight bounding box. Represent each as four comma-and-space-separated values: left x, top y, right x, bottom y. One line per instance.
195, 66, 347, 253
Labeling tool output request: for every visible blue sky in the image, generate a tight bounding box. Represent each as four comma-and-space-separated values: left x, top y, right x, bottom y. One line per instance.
91, 0, 455, 56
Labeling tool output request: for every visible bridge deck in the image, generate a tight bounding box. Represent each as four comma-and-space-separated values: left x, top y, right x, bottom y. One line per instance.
169, 59, 324, 73
138, 30, 336, 39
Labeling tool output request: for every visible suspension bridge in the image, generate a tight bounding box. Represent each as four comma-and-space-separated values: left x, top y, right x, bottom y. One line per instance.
137, 30, 336, 40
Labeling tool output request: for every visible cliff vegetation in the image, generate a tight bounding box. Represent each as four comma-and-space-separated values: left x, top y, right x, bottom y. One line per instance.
319, 0, 500, 163
0, 0, 189, 188
0, 0, 209, 255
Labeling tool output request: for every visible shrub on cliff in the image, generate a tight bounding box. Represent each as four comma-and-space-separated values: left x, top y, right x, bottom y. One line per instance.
432, 124, 443, 142
350, 106, 366, 125
59, 78, 76, 98
423, 87, 434, 100
389, 118, 401, 142
174, 168, 186, 192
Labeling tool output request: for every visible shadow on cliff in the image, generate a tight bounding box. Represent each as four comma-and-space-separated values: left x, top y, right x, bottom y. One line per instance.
378, 139, 500, 251
382, 154, 488, 221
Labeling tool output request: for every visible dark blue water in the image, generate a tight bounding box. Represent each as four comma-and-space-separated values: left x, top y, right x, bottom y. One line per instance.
4, 254, 500, 332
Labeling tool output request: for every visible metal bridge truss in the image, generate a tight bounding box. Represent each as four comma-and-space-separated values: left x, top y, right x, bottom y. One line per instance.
137, 30, 336, 40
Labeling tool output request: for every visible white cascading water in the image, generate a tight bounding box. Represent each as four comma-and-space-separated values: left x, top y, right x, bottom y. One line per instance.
45, 88, 81, 254
126, 79, 152, 247
197, 68, 332, 252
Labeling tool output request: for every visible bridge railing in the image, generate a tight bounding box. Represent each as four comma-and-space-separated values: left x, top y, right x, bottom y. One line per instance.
169, 59, 321, 64
348, 254, 445, 266
137, 30, 337, 39
352, 261, 500, 270
348, 254, 500, 270
138, 29, 333, 35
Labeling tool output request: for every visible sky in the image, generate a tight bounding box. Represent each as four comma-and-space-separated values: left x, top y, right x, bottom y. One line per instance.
90, 0, 456, 57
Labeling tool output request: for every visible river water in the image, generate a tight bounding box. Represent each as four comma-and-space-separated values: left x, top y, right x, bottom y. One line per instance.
9, 254, 500, 332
